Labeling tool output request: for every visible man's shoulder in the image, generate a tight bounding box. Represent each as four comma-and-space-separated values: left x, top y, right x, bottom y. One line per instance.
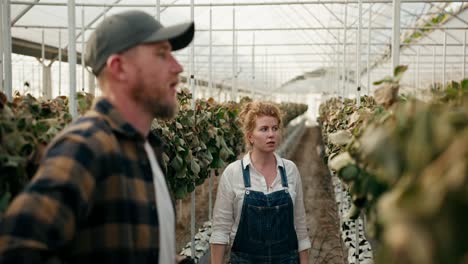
48, 111, 116, 151
67, 110, 112, 136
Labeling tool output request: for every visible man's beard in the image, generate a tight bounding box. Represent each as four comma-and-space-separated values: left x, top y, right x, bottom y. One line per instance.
132, 84, 179, 120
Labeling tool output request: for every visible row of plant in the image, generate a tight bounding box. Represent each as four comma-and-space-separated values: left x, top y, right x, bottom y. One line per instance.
318, 66, 468, 264
0, 89, 308, 211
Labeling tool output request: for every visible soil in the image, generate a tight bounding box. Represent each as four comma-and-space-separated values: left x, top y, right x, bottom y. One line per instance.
175, 126, 347, 264
290, 127, 347, 264
175, 173, 220, 252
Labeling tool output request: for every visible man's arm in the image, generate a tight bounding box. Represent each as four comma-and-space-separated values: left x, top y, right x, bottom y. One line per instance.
0, 135, 98, 263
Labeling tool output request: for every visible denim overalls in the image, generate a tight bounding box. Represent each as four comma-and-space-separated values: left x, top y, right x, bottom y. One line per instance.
230, 160, 299, 264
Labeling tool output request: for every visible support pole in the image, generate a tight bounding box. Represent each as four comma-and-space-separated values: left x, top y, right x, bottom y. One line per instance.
463, 31, 466, 80
209, 170, 213, 221
264, 50, 268, 90
251, 32, 255, 98
342, 0, 348, 98
81, 7, 85, 92
355, 219, 360, 264
416, 47, 420, 89
68, 0, 77, 118
412, 56, 416, 88
231, 8, 236, 101
42, 30, 52, 99
2, 0, 12, 101
209, 7, 212, 98
432, 47, 435, 87
88, 71, 95, 95
356, 0, 362, 107
367, 4, 372, 95
208, 8, 213, 221
391, 0, 400, 74
190, 0, 196, 259
59, 30, 62, 95
443, 31, 447, 87
156, 0, 160, 20
0, 0, 4, 94
336, 30, 340, 96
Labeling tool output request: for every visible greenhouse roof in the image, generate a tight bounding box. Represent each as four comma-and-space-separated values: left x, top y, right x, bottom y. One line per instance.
6, 0, 468, 96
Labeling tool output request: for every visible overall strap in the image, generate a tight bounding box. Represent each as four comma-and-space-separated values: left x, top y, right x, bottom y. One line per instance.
279, 159, 289, 188
240, 160, 251, 188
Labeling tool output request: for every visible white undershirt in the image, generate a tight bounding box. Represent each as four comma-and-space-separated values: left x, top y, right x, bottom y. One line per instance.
144, 141, 175, 264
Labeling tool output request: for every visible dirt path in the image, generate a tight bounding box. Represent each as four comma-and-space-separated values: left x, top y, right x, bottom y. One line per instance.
288, 126, 347, 264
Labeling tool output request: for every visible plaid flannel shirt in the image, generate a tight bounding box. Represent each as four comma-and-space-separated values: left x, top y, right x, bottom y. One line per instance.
0, 98, 169, 264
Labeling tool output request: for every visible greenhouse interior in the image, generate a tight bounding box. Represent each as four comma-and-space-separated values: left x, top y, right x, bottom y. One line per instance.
0, 1, 467, 264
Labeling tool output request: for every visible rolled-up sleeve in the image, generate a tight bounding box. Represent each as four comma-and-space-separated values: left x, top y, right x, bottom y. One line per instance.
209, 168, 235, 245
292, 164, 312, 251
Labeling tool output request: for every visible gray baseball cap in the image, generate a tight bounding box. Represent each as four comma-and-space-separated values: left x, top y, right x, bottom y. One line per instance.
85, 10, 194, 76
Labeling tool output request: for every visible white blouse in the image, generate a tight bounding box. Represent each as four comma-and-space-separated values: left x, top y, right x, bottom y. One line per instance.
209, 152, 312, 252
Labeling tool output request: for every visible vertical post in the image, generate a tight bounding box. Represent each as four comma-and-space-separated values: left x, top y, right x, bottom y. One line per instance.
412, 56, 416, 88
88, 71, 95, 95
68, 0, 77, 118
231, 8, 236, 101
156, 0, 160, 20
416, 48, 420, 89
356, 0, 362, 107
208, 7, 213, 222
251, 32, 255, 98
2, 0, 12, 101
463, 31, 466, 79
264, 49, 268, 90
0, 0, 4, 94
21, 59, 25, 94
336, 30, 340, 96
59, 30, 62, 95
81, 7, 85, 92
391, 0, 400, 74
209, 170, 213, 221
355, 218, 361, 264
342, 0, 348, 98
209, 8, 212, 98
367, 4, 372, 95
189, 0, 196, 259
32, 65, 35, 95
450, 64, 453, 83
443, 31, 447, 87
41, 30, 46, 98
432, 47, 435, 87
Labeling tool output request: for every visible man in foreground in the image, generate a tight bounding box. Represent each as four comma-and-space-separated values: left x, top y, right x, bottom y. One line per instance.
0, 10, 194, 264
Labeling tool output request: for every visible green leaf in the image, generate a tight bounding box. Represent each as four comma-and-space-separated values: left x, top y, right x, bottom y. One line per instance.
394, 65, 408, 77
170, 155, 183, 171
345, 203, 361, 220
373, 76, 393, 86
190, 159, 200, 175
174, 185, 187, 199
176, 146, 185, 152
461, 79, 468, 91
339, 164, 360, 182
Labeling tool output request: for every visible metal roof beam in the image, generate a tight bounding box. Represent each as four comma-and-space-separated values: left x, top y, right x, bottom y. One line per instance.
11, 0, 39, 26
10, 0, 468, 7
13, 25, 468, 30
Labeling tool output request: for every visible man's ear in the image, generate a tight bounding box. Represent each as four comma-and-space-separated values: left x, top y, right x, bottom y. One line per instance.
106, 54, 129, 81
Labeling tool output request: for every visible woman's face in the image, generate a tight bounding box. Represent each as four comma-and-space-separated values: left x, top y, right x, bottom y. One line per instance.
248, 115, 280, 153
